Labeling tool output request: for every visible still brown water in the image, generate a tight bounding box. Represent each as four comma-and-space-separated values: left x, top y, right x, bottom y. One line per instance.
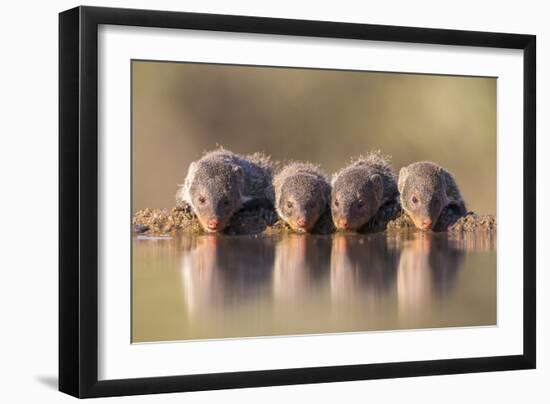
132, 231, 496, 343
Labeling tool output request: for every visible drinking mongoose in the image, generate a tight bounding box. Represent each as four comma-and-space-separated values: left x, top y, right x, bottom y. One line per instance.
398, 161, 467, 231
176, 148, 274, 233
274, 162, 331, 233
331, 152, 399, 231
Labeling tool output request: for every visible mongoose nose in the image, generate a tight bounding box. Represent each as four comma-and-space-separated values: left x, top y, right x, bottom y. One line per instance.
338, 219, 349, 229
420, 218, 433, 230
297, 218, 307, 228
207, 219, 220, 230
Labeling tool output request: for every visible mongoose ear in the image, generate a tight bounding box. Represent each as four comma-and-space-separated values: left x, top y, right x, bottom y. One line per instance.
370, 174, 384, 202
398, 167, 409, 193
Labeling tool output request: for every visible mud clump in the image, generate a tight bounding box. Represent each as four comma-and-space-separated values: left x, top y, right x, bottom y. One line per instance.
132, 205, 200, 235
386, 211, 416, 230
132, 203, 277, 236
387, 211, 496, 233
448, 213, 496, 233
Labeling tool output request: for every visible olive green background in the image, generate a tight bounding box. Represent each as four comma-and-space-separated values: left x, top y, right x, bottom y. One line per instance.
132, 61, 496, 214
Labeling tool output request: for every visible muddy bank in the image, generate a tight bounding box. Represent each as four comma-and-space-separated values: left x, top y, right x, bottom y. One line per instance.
132, 204, 336, 236
133, 203, 283, 236
133, 205, 496, 236
387, 211, 497, 233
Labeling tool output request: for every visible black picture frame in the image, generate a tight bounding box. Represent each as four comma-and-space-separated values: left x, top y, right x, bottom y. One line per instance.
59, 5, 536, 398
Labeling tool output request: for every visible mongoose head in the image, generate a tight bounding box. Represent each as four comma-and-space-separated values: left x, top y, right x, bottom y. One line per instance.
398, 162, 450, 231
331, 169, 384, 231
188, 161, 244, 233
277, 174, 329, 233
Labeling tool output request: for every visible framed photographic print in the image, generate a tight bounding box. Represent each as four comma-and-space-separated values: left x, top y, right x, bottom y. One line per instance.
59, 6, 536, 398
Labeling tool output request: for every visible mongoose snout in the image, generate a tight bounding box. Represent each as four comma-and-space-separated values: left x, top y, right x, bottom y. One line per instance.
207, 218, 221, 231
176, 148, 275, 233
274, 163, 331, 233
419, 218, 433, 231
398, 161, 467, 231
331, 152, 399, 232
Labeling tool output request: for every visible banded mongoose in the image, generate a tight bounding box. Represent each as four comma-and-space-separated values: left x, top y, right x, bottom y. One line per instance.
398, 161, 467, 231
331, 152, 399, 231
176, 148, 274, 233
274, 162, 331, 233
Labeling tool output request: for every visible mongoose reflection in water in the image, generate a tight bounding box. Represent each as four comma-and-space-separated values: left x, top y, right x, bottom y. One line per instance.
274, 162, 331, 233
331, 152, 399, 231
398, 161, 467, 231
176, 148, 274, 233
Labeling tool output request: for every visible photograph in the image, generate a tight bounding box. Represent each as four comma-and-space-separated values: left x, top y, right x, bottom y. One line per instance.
131, 60, 497, 343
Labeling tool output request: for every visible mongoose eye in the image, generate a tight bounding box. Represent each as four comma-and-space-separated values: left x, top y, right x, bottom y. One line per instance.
222, 199, 230, 206
334, 200, 339, 207
411, 195, 419, 204
286, 201, 293, 209
356, 200, 364, 208
198, 196, 206, 204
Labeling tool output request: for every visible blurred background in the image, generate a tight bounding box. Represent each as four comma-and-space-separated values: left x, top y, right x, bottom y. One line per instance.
132, 60, 496, 214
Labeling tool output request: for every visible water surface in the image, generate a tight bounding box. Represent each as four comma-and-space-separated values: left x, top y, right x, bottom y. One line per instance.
132, 231, 496, 342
